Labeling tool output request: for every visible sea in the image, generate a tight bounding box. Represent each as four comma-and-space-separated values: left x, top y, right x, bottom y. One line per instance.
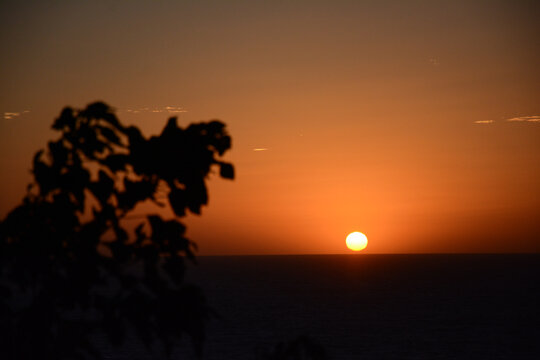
101, 254, 540, 360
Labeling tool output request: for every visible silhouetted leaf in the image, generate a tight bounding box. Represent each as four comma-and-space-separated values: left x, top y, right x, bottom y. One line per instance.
52, 107, 76, 131
98, 125, 121, 145
186, 180, 207, 215
80, 101, 112, 121
60, 165, 90, 211
33, 150, 59, 194
101, 153, 129, 172
219, 162, 234, 179
215, 135, 232, 156
88, 170, 115, 204
48, 140, 69, 168
161, 117, 179, 138
169, 187, 187, 216
118, 178, 156, 211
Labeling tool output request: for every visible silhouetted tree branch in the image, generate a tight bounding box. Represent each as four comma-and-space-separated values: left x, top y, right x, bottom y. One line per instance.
0, 102, 234, 359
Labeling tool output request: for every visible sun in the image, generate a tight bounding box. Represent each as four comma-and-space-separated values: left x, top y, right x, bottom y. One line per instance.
346, 232, 368, 251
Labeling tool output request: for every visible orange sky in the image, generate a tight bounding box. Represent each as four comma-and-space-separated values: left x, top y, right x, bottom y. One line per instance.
1, 0, 539, 254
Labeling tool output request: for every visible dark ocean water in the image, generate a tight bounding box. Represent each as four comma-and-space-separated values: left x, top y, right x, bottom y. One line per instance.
102, 254, 540, 359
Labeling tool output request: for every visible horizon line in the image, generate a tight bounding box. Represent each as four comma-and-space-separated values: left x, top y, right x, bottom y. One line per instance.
196, 252, 540, 257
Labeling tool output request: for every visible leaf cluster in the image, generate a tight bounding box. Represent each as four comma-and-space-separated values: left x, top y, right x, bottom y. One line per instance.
0, 102, 234, 359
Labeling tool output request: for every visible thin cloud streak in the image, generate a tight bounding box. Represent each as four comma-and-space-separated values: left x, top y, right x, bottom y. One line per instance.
122, 106, 187, 114
474, 120, 494, 124
474, 115, 540, 124
3, 111, 30, 120
507, 115, 540, 122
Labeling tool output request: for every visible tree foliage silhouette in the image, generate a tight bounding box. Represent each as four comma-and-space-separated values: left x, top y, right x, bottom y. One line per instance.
0, 102, 234, 359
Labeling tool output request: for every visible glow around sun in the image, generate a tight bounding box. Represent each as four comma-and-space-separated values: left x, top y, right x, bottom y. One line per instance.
346, 232, 368, 251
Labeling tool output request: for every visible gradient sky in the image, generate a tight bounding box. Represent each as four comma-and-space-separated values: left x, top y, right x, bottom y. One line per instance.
1, 0, 539, 254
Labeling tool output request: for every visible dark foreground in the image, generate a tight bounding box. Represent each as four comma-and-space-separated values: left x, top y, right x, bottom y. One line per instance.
98, 254, 539, 359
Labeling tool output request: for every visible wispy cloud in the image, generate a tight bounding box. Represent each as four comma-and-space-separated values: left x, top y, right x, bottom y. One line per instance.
123, 106, 187, 114
474, 120, 493, 124
474, 115, 540, 125
164, 106, 186, 113
3, 110, 30, 120
507, 115, 540, 122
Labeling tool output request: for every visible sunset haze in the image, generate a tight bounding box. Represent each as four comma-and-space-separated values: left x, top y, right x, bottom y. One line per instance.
1, 0, 539, 254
